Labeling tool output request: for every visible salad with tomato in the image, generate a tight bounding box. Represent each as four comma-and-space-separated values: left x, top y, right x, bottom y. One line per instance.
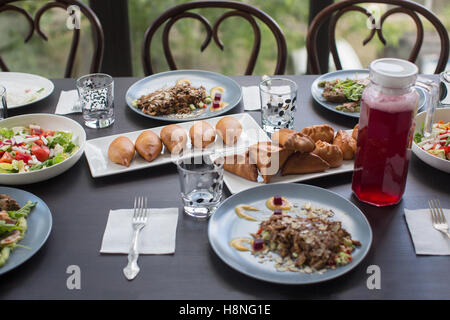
414, 120, 450, 161
0, 124, 79, 173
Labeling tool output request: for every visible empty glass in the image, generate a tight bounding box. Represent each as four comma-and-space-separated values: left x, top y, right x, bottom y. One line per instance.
0, 85, 7, 120
76, 73, 114, 129
176, 154, 224, 219
259, 77, 298, 135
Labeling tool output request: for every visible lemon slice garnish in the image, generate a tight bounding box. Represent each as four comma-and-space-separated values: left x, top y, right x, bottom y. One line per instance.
176, 79, 191, 86
210, 86, 225, 98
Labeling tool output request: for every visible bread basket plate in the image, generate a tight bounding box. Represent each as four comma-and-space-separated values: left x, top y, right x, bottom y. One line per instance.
223, 130, 354, 194
311, 69, 426, 118
84, 113, 270, 178
125, 70, 242, 122
208, 183, 372, 284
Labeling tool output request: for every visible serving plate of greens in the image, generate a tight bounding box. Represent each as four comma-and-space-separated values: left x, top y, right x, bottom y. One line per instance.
0, 186, 52, 275
311, 69, 426, 118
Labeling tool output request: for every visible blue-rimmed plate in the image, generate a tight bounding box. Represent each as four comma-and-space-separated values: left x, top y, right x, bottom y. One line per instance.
126, 70, 242, 122
311, 69, 426, 118
208, 183, 372, 285
0, 187, 52, 275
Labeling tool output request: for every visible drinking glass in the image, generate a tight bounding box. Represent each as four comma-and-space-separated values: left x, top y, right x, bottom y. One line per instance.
76, 73, 114, 128
176, 154, 224, 219
259, 78, 297, 135
0, 85, 7, 120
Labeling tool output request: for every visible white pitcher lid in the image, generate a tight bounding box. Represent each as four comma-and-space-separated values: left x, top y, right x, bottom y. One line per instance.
369, 58, 418, 88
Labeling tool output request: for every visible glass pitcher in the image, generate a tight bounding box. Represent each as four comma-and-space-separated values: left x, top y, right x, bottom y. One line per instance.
352, 58, 439, 207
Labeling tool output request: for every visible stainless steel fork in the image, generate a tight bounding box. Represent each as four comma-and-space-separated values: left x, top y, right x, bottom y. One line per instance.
428, 199, 450, 239
123, 196, 148, 280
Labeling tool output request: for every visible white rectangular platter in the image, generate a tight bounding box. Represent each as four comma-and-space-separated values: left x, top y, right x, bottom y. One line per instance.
223, 130, 355, 194
84, 113, 270, 178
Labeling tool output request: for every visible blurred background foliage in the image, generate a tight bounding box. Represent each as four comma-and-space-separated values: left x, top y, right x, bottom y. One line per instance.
0, 0, 448, 77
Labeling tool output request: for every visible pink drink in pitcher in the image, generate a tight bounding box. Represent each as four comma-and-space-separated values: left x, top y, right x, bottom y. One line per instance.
352, 59, 420, 206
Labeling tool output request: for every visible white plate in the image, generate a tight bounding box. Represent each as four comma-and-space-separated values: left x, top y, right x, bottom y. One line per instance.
0, 114, 86, 185
412, 108, 450, 173
223, 130, 354, 194
0, 72, 54, 108
84, 113, 270, 178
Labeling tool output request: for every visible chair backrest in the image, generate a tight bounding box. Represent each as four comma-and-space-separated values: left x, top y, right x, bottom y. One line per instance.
306, 0, 449, 74
0, 0, 104, 78
142, 0, 287, 76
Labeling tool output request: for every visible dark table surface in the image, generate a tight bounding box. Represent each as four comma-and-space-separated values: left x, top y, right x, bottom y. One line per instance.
1, 75, 449, 300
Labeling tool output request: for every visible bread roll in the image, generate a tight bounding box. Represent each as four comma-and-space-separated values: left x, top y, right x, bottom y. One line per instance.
272, 129, 315, 153
160, 124, 188, 154
248, 141, 292, 183
135, 130, 162, 162
312, 140, 343, 168
352, 124, 359, 141
216, 116, 242, 145
108, 136, 135, 167
281, 153, 330, 175
333, 130, 357, 160
223, 152, 258, 182
189, 121, 216, 149
300, 124, 334, 143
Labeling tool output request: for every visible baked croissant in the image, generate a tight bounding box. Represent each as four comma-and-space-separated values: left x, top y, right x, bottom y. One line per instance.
352, 124, 359, 141
333, 130, 357, 160
312, 140, 343, 168
108, 136, 135, 167
300, 124, 334, 143
271, 129, 315, 153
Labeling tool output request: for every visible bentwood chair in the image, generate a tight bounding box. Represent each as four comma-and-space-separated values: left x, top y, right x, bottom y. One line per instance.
0, 0, 104, 78
306, 0, 450, 74
141, 0, 287, 76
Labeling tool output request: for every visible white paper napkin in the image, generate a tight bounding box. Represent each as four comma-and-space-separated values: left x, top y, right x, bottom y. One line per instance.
100, 208, 179, 254
55, 90, 81, 114
242, 85, 292, 111
404, 208, 450, 255
242, 86, 261, 111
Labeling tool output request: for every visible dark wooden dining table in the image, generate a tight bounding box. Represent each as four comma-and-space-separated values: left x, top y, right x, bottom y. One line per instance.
0, 75, 449, 300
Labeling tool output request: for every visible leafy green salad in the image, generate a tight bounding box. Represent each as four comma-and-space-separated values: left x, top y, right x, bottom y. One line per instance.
0, 200, 36, 267
0, 124, 79, 173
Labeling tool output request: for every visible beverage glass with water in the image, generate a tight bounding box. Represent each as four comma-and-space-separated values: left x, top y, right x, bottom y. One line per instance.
259, 78, 297, 135
176, 154, 224, 219
76, 73, 114, 129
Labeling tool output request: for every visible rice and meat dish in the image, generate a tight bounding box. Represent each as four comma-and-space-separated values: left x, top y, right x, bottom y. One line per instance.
134, 81, 208, 116
254, 214, 361, 270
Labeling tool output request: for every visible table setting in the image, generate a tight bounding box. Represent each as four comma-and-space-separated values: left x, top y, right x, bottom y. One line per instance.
0, 57, 449, 300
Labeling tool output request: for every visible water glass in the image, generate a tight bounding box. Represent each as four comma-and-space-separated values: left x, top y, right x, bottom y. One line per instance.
176, 154, 224, 219
76, 73, 114, 129
259, 78, 298, 135
0, 85, 7, 120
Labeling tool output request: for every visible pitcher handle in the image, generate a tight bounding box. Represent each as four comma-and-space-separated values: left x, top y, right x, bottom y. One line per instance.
415, 77, 439, 137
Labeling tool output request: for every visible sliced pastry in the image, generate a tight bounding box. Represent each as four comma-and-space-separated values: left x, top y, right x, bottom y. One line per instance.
248, 141, 292, 183
281, 152, 330, 175
223, 152, 258, 182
